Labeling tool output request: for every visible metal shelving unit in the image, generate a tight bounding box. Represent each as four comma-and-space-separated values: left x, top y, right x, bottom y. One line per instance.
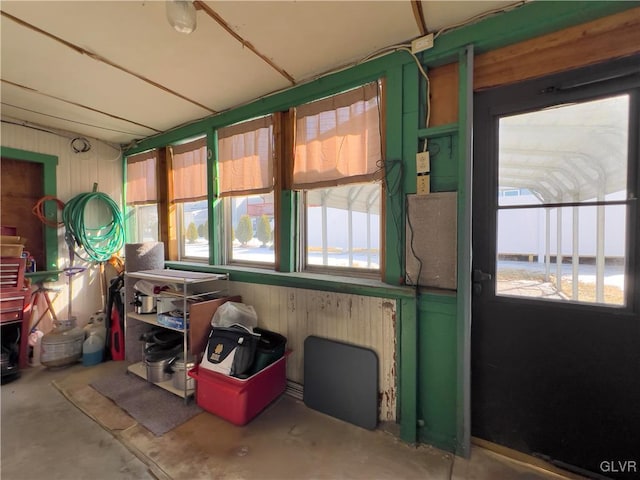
125, 269, 228, 400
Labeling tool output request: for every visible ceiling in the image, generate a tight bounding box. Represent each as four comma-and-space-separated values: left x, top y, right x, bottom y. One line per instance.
1, 1, 519, 147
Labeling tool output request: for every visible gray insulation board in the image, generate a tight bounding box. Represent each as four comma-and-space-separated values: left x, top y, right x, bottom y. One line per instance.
303, 336, 378, 430
405, 192, 457, 289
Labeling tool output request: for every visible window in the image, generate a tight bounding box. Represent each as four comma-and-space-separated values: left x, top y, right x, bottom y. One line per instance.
144, 80, 386, 277
169, 137, 208, 260
294, 82, 383, 273
125, 150, 159, 243
217, 116, 275, 265
305, 183, 380, 269
496, 95, 630, 305
177, 199, 209, 258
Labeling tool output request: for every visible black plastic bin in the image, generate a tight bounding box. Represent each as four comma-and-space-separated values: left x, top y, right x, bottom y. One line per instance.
248, 328, 287, 375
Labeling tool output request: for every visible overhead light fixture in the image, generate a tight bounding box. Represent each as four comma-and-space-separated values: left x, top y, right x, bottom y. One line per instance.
166, 0, 197, 34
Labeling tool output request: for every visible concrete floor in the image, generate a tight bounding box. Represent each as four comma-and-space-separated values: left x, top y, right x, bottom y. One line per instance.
1, 365, 154, 480
1, 362, 581, 480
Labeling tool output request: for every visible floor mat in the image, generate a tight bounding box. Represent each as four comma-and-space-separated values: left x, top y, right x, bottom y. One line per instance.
90, 371, 202, 436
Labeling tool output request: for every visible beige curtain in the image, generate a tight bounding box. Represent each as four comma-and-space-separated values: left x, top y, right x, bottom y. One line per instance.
126, 150, 157, 205
217, 116, 274, 197
293, 82, 382, 190
170, 137, 207, 203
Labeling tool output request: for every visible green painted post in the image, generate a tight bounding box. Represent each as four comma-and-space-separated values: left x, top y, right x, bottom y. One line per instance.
399, 296, 418, 443
455, 45, 474, 458
207, 128, 218, 264
383, 63, 405, 286
403, 61, 419, 193
278, 190, 296, 272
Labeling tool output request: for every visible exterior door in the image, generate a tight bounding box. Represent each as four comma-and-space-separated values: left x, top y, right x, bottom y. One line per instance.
471, 56, 640, 479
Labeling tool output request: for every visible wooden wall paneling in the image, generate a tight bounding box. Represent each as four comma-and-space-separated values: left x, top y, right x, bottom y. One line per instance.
225, 281, 397, 420
474, 6, 640, 90
1, 158, 45, 267
428, 62, 459, 127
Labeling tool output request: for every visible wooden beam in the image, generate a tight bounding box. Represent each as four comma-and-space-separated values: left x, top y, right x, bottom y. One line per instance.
193, 1, 296, 85
474, 6, 640, 90
1, 11, 216, 114
411, 0, 428, 36
427, 63, 459, 127
1, 79, 161, 133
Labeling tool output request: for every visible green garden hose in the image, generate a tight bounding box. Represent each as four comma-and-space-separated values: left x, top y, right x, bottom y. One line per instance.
62, 191, 125, 263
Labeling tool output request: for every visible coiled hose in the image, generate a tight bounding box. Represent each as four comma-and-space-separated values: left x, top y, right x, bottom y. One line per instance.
62, 192, 125, 263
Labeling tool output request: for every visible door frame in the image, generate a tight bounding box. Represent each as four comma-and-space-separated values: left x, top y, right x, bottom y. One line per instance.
0, 146, 59, 273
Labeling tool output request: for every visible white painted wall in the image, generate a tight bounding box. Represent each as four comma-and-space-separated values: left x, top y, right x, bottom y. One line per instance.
226, 282, 397, 421
1, 123, 123, 331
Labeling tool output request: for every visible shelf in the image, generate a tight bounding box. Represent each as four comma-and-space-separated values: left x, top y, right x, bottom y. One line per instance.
127, 312, 186, 332
155, 290, 226, 301
126, 269, 228, 284
125, 269, 228, 401
127, 362, 194, 399
417, 122, 458, 139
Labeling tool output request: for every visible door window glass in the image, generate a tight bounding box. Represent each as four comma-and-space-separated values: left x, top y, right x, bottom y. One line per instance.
496, 95, 629, 305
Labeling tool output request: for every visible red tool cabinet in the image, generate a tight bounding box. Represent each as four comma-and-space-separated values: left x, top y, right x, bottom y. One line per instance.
1, 257, 31, 368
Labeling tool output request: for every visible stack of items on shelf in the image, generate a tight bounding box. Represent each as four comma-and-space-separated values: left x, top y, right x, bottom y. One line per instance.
140, 328, 183, 383
126, 269, 230, 399
1, 228, 31, 383
189, 301, 288, 425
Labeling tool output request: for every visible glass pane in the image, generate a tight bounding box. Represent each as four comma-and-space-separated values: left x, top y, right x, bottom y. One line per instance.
498, 95, 629, 206
496, 94, 629, 306
496, 204, 626, 306
229, 193, 275, 264
126, 204, 158, 243
306, 183, 380, 270
181, 200, 208, 259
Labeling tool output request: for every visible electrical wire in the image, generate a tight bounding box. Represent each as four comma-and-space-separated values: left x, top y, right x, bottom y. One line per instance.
382, 159, 405, 279
433, 1, 527, 40
1, 118, 123, 154
32, 196, 65, 228
405, 195, 423, 289
1, 102, 142, 136
62, 191, 125, 263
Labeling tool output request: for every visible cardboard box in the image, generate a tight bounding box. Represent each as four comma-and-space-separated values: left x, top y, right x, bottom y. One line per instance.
156, 312, 188, 329
188, 355, 287, 426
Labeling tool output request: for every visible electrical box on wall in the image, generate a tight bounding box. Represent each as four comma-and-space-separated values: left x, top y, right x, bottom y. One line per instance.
416, 151, 431, 195
416, 151, 430, 173
417, 174, 430, 195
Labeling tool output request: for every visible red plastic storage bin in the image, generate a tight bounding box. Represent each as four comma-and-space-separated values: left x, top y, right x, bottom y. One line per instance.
188, 355, 287, 426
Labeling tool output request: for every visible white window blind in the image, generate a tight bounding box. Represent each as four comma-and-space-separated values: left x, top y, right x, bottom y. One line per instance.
293, 82, 382, 190
170, 137, 207, 203
126, 150, 158, 205
217, 116, 274, 197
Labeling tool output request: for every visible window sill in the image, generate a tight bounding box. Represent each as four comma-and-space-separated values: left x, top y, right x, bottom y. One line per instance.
164, 261, 416, 300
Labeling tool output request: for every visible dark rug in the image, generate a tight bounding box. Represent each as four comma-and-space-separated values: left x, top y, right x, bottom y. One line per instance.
90, 371, 202, 436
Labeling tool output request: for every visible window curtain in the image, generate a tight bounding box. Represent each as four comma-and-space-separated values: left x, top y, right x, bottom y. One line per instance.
126, 150, 158, 205
217, 116, 274, 197
170, 137, 207, 203
293, 82, 383, 190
